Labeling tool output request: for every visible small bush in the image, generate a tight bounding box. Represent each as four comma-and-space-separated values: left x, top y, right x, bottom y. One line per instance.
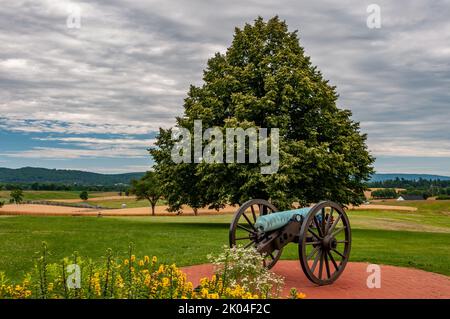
79, 191, 89, 201
208, 245, 284, 298
0, 201, 4, 208
436, 195, 450, 200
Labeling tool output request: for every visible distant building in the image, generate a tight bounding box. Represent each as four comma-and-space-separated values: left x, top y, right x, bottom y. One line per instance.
397, 195, 423, 201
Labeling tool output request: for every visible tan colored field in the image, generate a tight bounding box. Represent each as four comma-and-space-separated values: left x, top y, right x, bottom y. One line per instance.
52, 195, 137, 203
0, 204, 238, 216
0, 202, 419, 217
0, 204, 97, 216
348, 204, 417, 211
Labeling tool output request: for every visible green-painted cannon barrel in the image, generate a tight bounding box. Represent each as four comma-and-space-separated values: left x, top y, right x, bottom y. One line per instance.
254, 207, 313, 232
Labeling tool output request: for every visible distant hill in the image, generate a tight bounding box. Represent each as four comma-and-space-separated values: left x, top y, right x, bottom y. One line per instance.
370, 173, 450, 182
0, 167, 145, 185
1, 168, 449, 186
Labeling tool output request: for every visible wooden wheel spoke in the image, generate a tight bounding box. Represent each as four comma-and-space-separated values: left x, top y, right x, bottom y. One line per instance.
235, 236, 252, 241
241, 213, 256, 231
237, 224, 255, 234
307, 246, 320, 260
308, 227, 321, 240
321, 208, 326, 234
244, 241, 254, 249
310, 249, 321, 273
318, 251, 324, 279
331, 227, 345, 237
336, 240, 349, 244
258, 204, 266, 215
324, 252, 331, 279
250, 205, 257, 223
325, 208, 333, 234
329, 214, 342, 234
305, 241, 321, 245
331, 248, 345, 259
327, 251, 339, 271
313, 216, 323, 238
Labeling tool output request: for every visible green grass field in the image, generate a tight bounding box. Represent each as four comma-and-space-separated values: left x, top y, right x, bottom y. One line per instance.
0, 200, 449, 281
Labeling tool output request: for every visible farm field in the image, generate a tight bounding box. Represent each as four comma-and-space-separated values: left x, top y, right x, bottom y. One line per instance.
0, 190, 118, 202
0, 200, 448, 282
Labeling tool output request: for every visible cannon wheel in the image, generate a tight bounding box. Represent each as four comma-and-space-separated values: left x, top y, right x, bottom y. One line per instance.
298, 201, 351, 285
229, 199, 282, 269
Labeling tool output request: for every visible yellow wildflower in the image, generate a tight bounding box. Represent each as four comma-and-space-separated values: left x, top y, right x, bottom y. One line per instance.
296, 292, 307, 299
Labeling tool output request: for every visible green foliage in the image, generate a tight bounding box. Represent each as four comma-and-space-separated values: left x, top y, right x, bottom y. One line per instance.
0, 167, 143, 188
129, 171, 162, 215
151, 16, 374, 210
0, 201, 4, 208
371, 188, 398, 199
436, 195, 450, 200
79, 191, 89, 201
9, 189, 24, 204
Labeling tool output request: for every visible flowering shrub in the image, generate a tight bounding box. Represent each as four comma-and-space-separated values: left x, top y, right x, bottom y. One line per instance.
207, 245, 284, 298
0, 243, 304, 299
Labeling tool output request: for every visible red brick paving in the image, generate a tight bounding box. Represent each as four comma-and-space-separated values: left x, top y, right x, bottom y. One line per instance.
182, 261, 450, 299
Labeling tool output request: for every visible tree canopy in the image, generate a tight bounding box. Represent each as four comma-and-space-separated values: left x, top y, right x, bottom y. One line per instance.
150, 16, 374, 211
130, 171, 162, 215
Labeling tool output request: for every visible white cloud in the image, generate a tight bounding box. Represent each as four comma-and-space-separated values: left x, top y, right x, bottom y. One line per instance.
0, 146, 148, 159
0, 0, 449, 166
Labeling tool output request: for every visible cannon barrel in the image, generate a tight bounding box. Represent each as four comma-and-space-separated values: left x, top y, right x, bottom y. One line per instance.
254, 207, 313, 232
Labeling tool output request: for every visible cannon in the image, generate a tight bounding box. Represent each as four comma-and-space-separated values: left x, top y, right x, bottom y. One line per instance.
229, 199, 351, 285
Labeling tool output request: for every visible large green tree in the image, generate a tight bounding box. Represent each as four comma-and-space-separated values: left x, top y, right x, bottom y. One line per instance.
151, 16, 374, 211
130, 171, 162, 215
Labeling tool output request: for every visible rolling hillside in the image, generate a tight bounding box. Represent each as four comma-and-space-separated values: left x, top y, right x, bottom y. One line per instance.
0, 167, 145, 185
1, 167, 449, 186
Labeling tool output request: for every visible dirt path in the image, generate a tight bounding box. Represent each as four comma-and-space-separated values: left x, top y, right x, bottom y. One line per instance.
182, 261, 450, 299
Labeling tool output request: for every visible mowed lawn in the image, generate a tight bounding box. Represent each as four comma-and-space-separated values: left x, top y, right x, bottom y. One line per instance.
0, 201, 449, 281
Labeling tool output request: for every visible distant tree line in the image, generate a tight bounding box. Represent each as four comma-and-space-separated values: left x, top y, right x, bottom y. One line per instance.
368, 178, 450, 199
0, 182, 129, 192
371, 188, 398, 199
368, 178, 450, 189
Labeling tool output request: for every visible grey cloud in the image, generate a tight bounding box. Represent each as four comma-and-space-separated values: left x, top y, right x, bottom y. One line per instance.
0, 0, 449, 159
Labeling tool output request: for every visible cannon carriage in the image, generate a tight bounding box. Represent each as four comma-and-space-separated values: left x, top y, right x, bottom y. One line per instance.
229, 199, 351, 285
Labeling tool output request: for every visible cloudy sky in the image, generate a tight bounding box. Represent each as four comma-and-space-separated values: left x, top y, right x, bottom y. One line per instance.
0, 0, 449, 175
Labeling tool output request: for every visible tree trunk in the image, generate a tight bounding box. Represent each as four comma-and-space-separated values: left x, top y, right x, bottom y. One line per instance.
150, 202, 156, 216
193, 208, 198, 216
